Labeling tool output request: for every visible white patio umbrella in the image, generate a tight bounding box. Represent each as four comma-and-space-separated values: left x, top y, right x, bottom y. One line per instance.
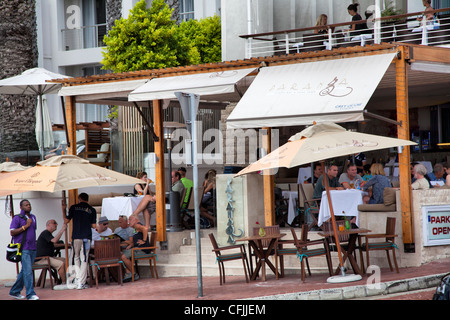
35, 95, 54, 150
0, 155, 143, 268
0, 67, 70, 159
0, 162, 30, 217
236, 122, 417, 283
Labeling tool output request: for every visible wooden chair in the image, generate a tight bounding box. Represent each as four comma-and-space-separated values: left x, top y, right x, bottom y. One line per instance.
248, 225, 280, 274
275, 225, 333, 282
131, 232, 158, 281
298, 184, 320, 230
322, 219, 365, 272
31, 256, 55, 289
84, 142, 112, 168
359, 217, 399, 273
91, 238, 123, 289
209, 233, 250, 285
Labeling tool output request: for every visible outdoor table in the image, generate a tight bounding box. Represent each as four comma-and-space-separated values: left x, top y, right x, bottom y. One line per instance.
236, 233, 286, 281
282, 191, 298, 225
318, 189, 365, 227
101, 196, 144, 220
318, 228, 371, 276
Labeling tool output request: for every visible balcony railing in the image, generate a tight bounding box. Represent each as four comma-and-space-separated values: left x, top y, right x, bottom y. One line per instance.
61, 23, 107, 51
240, 8, 450, 58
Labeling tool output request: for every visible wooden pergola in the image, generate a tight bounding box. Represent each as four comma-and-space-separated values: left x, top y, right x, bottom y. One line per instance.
52, 43, 450, 249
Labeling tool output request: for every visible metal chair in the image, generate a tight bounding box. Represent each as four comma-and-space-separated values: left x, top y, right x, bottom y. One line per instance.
131, 232, 158, 281
359, 217, 399, 273
209, 233, 250, 285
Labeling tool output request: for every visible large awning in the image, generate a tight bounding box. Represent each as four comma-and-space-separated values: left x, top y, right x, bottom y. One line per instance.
58, 79, 149, 106
226, 53, 397, 129
128, 68, 256, 102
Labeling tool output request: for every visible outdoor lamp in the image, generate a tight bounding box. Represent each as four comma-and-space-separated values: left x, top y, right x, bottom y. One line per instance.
163, 121, 185, 190
163, 121, 185, 233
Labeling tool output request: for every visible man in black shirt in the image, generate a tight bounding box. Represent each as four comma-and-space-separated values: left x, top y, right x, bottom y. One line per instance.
36, 219, 67, 282
64, 192, 97, 289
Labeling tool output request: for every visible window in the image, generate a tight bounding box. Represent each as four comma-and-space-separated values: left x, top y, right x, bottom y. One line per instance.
180, 0, 194, 21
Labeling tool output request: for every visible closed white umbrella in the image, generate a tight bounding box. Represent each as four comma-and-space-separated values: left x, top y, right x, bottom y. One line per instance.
35, 95, 55, 150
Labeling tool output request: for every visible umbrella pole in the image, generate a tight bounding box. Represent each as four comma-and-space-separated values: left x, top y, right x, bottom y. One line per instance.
39, 93, 45, 160
320, 161, 361, 283
61, 190, 69, 270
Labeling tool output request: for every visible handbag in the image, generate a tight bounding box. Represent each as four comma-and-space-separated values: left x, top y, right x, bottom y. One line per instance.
6, 215, 28, 263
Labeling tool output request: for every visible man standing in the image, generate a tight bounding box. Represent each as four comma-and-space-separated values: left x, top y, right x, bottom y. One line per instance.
313, 164, 344, 199
339, 163, 364, 189
178, 167, 193, 208
9, 199, 39, 300
36, 220, 67, 283
65, 192, 96, 290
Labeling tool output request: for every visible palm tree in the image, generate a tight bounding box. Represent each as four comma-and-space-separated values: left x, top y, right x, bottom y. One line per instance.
0, 0, 39, 162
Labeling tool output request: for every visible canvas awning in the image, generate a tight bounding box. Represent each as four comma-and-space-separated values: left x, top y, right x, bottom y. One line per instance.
58, 79, 149, 106
226, 53, 397, 129
128, 68, 256, 102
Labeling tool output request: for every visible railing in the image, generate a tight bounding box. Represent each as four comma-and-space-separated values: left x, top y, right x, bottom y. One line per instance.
61, 23, 107, 51
240, 8, 450, 58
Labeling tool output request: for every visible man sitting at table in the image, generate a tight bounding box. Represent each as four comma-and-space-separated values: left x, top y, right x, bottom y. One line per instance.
121, 215, 150, 282
36, 219, 67, 283
428, 163, 446, 187
91, 216, 113, 245
113, 215, 135, 241
313, 163, 344, 200
339, 163, 364, 189
305, 163, 322, 184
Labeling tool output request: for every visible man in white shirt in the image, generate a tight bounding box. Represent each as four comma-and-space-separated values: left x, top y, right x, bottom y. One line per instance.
339, 163, 364, 189
91, 216, 113, 245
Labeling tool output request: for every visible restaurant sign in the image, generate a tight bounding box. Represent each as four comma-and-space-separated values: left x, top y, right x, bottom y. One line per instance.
422, 205, 450, 246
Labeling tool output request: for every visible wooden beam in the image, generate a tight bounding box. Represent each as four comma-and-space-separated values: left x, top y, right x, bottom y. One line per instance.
395, 46, 414, 249
262, 128, 275, 226
152, 100, 166, 242
64, 96, 78, 241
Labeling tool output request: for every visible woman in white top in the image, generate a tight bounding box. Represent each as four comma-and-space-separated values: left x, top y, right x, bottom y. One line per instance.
411, 164, 430, 190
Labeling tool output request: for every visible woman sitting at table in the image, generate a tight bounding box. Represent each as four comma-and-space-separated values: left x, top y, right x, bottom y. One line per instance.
314, 14, 335, 35
362, 163, 392, 204
121, 215, 149, 282
134, 172, 152, 195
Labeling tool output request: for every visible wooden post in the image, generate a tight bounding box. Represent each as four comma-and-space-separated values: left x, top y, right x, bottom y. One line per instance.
262, 127, 275, 226
395, 46, 414, 250
64, 96, 78, 261
153, 100, 166, 242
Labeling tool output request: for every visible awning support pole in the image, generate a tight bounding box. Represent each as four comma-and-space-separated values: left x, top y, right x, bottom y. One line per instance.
395, 46, 415, 253
152, 100, 166, 244
364, 110, 402, 127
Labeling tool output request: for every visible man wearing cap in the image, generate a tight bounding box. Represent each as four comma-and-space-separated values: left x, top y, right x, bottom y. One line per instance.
65, 192, 97, 290
91, 216, 113, 245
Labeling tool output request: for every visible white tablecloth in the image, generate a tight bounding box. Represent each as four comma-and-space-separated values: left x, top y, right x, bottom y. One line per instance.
282, 191, 298, 224
318, 189, 364, 227
101, 196, 144, 220
297, 167, 311, 184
